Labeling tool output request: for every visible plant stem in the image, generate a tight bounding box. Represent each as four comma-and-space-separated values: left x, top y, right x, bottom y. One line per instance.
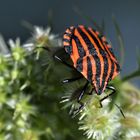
122, 69, 140, 81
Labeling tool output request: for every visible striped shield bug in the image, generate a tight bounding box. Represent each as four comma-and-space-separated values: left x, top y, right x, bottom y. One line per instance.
54, 25, 124, 117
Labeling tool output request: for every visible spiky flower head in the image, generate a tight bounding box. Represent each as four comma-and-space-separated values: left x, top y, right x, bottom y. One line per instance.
23, 26, 62, 51
78, 94, 120, 140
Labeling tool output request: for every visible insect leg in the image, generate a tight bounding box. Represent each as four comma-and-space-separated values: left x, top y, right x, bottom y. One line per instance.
62, 76, 83, 84
72, 81, 89, 117
87, 88, 94, 95
78, 81, 89, 102
100, 86, 116, 102
100, 86, 125, 118
99, 86, 116, 107
54, 55, 74, 69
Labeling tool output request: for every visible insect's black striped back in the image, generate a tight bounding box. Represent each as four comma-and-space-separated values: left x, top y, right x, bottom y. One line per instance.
63, 25, 120, 94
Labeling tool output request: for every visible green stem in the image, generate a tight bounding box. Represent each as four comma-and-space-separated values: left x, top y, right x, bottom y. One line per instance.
122, 69, 140, 81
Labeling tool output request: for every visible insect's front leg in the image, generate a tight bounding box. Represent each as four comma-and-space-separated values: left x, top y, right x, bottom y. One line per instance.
99, 86, 125, 118
72, 81, 89, 117
87, 88, 94, 95
54, 55, 74, 69
99, 85, 116, 104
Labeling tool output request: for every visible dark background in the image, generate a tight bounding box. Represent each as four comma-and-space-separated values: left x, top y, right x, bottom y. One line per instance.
0, 0, 139, 86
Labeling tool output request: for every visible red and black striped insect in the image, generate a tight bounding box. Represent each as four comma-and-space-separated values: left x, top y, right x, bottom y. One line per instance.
54, 25, 122, 116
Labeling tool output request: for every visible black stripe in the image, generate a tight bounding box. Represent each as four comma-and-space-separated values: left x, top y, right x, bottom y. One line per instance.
86, 29, 109, 92
100, 57, 108, 92
76, 58, 83, 72
63, 29, 75, 55
88, 30, 117, 84
95, 55, 101, 93
73, 35, 86, 57
78, 27, 110, 94
87, 56, 92, 82
63, 38, 70, 43
115, 62, 120, 72
64, 32, 72, 37
108, 59, 114, 82
87, 28, 109, 92
90, 29, 111, 55
98, 34, 104, 39
108, 48, 116, 60
86, 29, 107, 57
77, 27, 97, 56
90, 28, 117, 63
67, 26, 74, 32
104, 41, 109, 45
77, 27, 101, 93
64, 26, 75, 38
88, 29, 120, 83
89, 29, 115, 85
64, 45, 72, 55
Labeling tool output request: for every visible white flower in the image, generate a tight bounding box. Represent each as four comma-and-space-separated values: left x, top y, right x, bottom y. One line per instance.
6, 99, 16, 109
33, 26, 52, 39
0, 34, 9, 55
23, 25, 62, 51
78, 94, 121, 140
8, 38, 20, 48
